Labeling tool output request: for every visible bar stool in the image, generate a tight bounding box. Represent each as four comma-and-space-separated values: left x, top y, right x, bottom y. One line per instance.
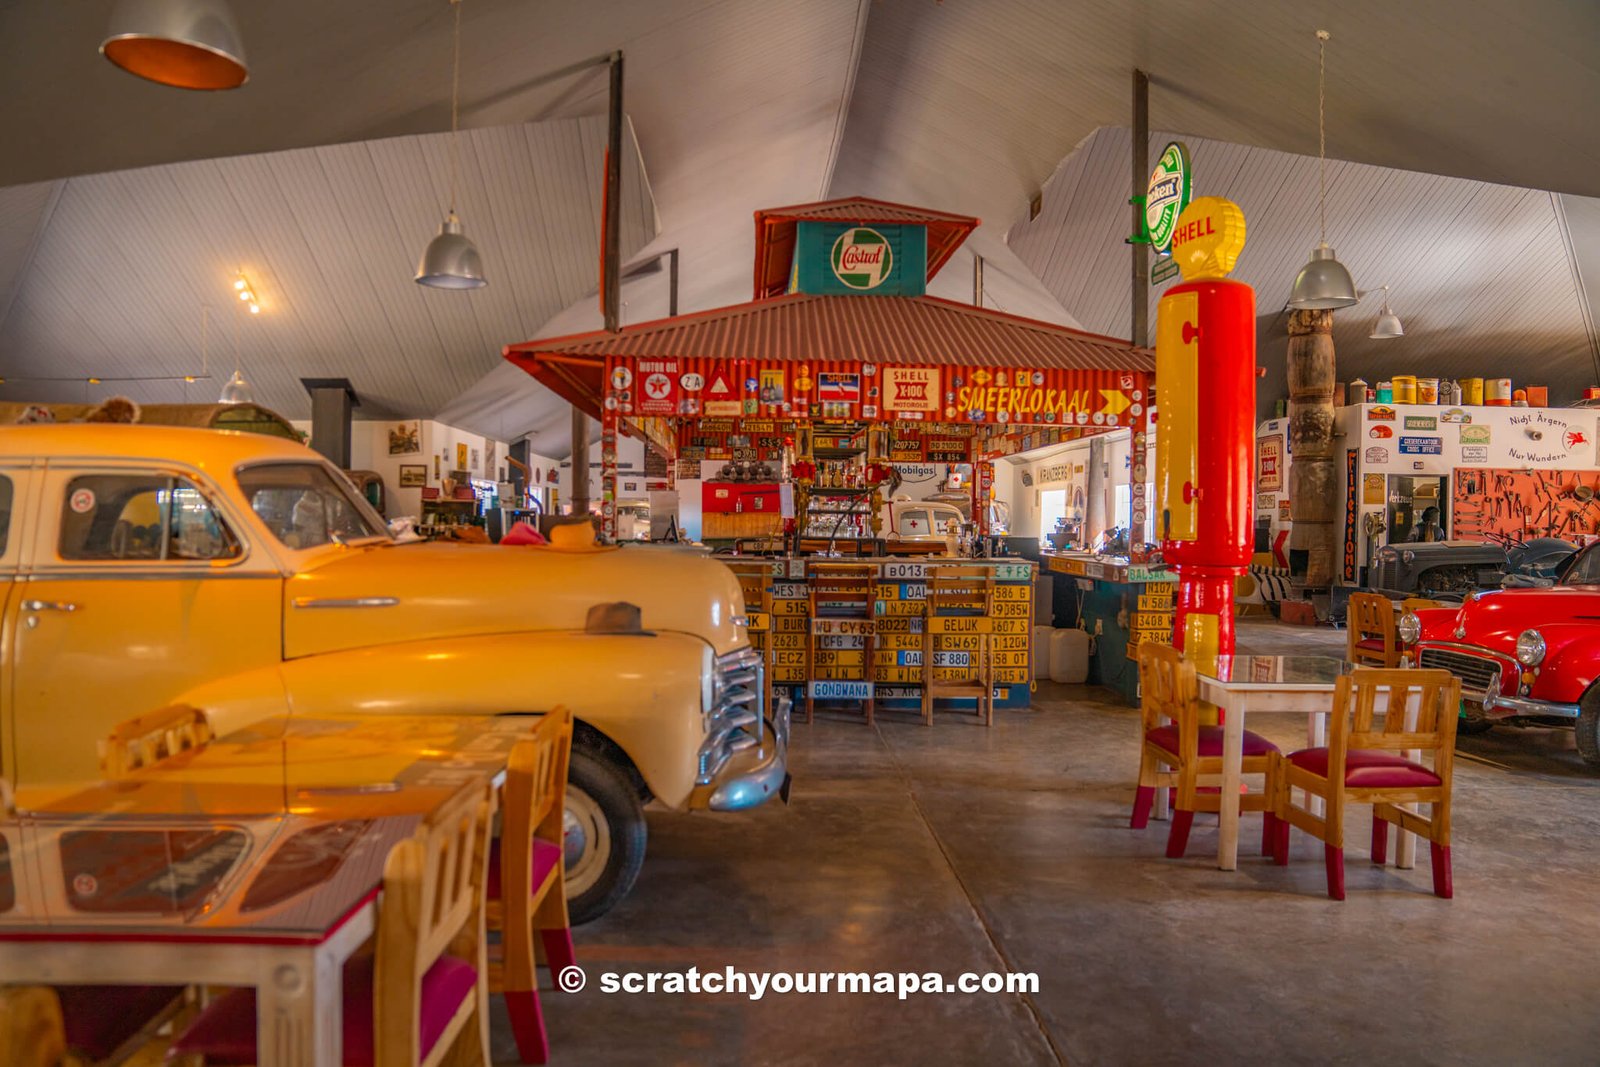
805, 562, 879, 725
921, 565, 996, 726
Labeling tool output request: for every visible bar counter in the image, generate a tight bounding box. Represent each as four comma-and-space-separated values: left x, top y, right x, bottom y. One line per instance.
723, 555, 1039, 711
1040, 551, 1177, 705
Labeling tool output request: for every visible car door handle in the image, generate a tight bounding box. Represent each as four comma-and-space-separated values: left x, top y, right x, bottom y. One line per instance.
22, 600, 79, 612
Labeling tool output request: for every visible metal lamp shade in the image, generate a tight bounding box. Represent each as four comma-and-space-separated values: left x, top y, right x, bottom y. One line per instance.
415, 214, 487, 289
101, 0, 248, 90
1288, 243, 1359, 310
1370, 305, 1404, 339
219, 369, 254, 404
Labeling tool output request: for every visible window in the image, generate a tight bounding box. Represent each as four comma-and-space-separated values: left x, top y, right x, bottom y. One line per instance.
1114, 484, 1132, 531
58, 474, 240, 562
1038, 489, 1067, 538
237, 463, 388, 550
0, 474, 11, 556
1564, 546, 1600, 587
899, 508, 930, 536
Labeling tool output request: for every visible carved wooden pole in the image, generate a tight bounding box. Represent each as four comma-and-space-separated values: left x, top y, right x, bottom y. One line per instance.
1287, 308, 1338, 589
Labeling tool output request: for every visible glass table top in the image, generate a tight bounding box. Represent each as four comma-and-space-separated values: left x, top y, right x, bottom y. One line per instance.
1200, 655, 1354, 688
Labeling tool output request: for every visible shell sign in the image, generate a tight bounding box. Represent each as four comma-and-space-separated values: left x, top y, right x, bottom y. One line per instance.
883, 367, 939, 412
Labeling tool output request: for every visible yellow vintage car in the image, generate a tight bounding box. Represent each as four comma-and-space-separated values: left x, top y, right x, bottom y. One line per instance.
0, 424, 788, 921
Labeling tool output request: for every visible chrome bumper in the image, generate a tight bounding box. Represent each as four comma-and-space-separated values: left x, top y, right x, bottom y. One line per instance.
705, 694, 791, 812
1480, 673, 1582, 720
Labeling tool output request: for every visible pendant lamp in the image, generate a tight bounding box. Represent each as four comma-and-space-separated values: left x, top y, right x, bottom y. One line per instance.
1288, 31, 1359, 310
101, 0, 249, 91
1368, 287, 1404, 339
416, 0, 487, 289
220, 310, 253, 403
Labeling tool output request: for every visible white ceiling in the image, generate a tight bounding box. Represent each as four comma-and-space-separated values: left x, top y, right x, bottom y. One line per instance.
1009, 127, 1600, 409
2, 0, 1599, 453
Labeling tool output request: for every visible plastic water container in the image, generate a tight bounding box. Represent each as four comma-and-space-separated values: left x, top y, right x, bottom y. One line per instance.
1048, 629, 1090, 684
1032, 626, 1053, 679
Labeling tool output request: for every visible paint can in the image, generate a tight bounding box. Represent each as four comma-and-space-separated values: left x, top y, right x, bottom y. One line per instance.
1375, 381, 1394, 403
1391, 375, 1417, 403
1486, 378, 1513, 406
1459, 378, 1484, 405
1416, 377, 1439, 404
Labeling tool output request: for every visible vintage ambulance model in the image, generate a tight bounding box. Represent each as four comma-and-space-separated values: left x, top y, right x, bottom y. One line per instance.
0, 424, 788, 921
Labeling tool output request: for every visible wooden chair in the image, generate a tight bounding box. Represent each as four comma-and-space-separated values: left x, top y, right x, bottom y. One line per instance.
804, 562, 879, 725
1130, 642, 1281, 859
0, 987, 67, 1067
921, 565, 996, 727
1272, 667, 1460, 900
172, 777, 494, 1066
97, 706, 213, 778
1346, 592, 1401, 667
1401, 597, 1447, 614
488, 708, 575, 1065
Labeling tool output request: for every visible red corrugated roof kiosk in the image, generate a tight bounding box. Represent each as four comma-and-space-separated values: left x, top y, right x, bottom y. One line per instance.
506, 196, 1154, 548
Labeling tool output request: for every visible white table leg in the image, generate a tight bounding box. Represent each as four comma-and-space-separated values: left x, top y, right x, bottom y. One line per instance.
255, 946, 338, 1067
1217, 698, 1244, 871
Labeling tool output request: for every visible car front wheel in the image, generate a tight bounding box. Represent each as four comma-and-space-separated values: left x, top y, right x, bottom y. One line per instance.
1576, 687, 1600, 769
563, 747, 648, 923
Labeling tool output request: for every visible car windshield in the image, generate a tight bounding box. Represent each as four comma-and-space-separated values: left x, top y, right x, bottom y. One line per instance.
1562, 545, 1600, 586
237, 463, 390, 549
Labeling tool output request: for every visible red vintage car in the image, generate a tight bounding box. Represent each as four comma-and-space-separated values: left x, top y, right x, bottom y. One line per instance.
1401, 543, 1600, 766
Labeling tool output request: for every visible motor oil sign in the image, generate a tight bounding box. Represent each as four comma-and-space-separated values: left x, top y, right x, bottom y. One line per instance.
794, 221, 928, 296
884, 367, 940, 412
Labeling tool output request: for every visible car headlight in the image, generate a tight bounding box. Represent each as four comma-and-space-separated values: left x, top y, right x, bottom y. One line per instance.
1515, 629, 1546, 667
1402, 549, 1416, 564
1397, 611, 1421, 644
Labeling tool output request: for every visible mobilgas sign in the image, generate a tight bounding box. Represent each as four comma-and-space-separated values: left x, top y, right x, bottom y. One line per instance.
1145, 141, 1193, 254
795, 221, 928, 296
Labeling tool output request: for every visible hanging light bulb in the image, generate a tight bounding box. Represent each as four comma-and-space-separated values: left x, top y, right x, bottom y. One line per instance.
416, 0, 487, 289
1288, 31, 1359, 310
100, 0, 249, 91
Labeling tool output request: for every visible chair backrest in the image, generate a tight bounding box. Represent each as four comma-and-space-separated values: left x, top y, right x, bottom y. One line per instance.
375, 777, 492, 1067
500, 708, 575, 896
924, 565, 995, 615
1137, 641, 1198, 736
806, 562, 878, 618
98, 705, 214, 778
1346, 592, 1397, 662
1401, 597, 1446, 614
0, 987, 66, 1067
1330, 667, 1461, 765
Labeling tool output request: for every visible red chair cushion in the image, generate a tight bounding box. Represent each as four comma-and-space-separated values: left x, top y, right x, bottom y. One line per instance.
56, 984, 182, 1060
1145, 724, 1278, 758
1289, 747, 1442, 788
1354, 637, 1389, 652
485, 837, 563, 901
169, 954, 477, 1066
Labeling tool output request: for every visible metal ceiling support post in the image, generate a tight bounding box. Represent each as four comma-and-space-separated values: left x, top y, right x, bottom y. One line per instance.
573, 48, 621, 523
1131, 69, 1149, 348
669, 247, 679, 318
973, 253, 984, 307
603, 51, 624, 333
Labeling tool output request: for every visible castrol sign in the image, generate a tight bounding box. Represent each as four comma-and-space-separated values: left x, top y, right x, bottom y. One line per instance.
830, 227, 894, 290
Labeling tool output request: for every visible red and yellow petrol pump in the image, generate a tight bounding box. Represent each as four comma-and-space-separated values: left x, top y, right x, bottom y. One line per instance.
1154, 197, 1254, 668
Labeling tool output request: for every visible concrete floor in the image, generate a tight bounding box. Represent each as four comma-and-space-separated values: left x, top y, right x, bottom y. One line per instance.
508, 619, 1600, 1066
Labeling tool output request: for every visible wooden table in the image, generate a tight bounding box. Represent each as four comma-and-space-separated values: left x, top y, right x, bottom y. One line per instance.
1196, 656, 1427, 873
0, 713, 525, 1067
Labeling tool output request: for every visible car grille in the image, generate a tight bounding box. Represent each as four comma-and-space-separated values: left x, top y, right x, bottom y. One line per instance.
697, 648, 764, 785
1417, 647, 1501, 694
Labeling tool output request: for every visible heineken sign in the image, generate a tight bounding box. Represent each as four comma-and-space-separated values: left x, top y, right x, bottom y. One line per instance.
831, 227, 894, 289
1144, 141, 1193, 254
794, 220, 927, 296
